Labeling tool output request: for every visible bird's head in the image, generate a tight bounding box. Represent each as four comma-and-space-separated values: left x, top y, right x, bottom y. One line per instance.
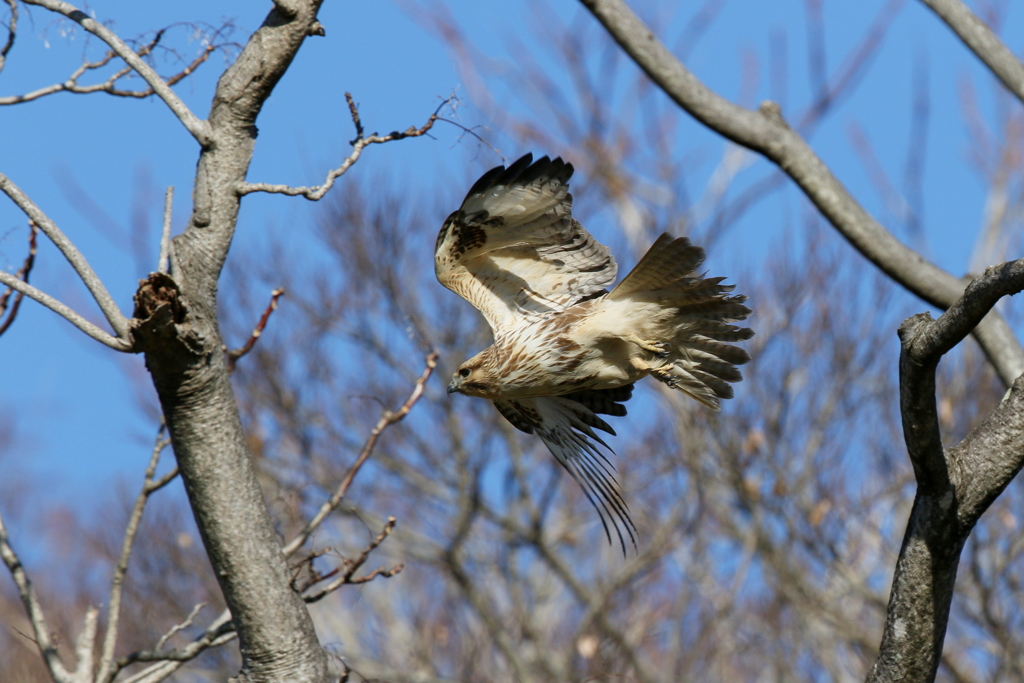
448, 354, 496, 398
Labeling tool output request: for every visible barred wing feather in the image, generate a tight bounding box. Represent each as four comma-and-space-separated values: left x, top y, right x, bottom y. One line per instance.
493, 385, 637, 552
435, 154, 616, 338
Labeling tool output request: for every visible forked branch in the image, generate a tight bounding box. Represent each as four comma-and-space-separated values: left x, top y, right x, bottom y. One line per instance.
0, 509, 74, 683
110, 610, 235, 683
870, 258, 1024, 682
299, 517, 403, 604
0, 173, 131, 349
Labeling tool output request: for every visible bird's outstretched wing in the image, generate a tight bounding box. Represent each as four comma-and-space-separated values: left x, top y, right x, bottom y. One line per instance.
494, 384, 636, 552
435, 153, 617, 338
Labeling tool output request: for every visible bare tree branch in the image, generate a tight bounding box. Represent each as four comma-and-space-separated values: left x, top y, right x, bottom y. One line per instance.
236, 94, 449, 200
157, 187, 173, 275
225, 287, 285, 371
578, 0, 1024, 387
152, 603, 206, 653
0, 24, 228, 105
0, 269, 130, 350
113, 609, 236, 683
21, 0, 212, 145
919, 0, 1024, 107
283, 351, 438, 556
870, 258, 1024, 682
910, 259, 1024, 367
0, 508, 75, 683
0, 221, 36, 337
0, 0, 16, 76
0, 172, 131, 341
96, 428, 176, 683
300, 517, 403, 603
73, 607, 98, 683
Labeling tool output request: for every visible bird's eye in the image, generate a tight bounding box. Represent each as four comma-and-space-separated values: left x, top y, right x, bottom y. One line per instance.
458, 367, 471, 378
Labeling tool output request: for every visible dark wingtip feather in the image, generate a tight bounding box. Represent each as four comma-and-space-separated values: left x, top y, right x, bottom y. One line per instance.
463, 153, 578, 205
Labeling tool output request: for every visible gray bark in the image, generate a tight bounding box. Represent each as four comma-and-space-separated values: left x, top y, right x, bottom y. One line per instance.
919, 0, 1024, 106
128, 2, 329, 681
870, 259, 1024, 682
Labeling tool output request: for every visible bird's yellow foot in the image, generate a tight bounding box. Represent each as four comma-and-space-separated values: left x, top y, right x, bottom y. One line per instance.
653, 365, 685, 389
629, 336, 672, 358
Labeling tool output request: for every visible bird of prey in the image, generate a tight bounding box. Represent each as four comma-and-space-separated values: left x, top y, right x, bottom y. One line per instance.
436, 153, 752, 550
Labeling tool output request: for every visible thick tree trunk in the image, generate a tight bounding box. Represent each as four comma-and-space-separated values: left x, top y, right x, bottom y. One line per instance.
141, 316, 327, 682
129, 2, 330, 680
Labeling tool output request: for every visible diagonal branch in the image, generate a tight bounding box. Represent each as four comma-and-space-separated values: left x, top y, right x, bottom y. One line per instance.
0, 172, 131, 342
907, 259, 1024, 366
22, 0, 211, 145
282, 351, 438, 556
96, 427, 177, 683
0, 0, 16, 76
225, 287, 285, 371
0, 221, 36, 337
236, 94, 450, 200
0, 507, 74, 683
578, 0, 1024, 387
0, 270, 130, 350
918, 0, 1024, 107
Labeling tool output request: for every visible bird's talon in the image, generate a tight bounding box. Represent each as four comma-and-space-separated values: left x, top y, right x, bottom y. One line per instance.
630, 336, 672, 358
653, 366, 681, 388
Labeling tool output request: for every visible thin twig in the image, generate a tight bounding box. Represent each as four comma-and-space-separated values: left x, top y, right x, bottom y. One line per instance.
0, 0, 16, 76
0, 508, 74, 683
237, 96, 452, 200
225, 288, 285, 371
0, 172, 131, 342
283, 351, 439, 556
435, 116, 505, 160
0, 24, 225, 105
302, 517, 403, 603
21, 0, 211, 144
146, 466, 180, 494
96, 427, 174, 683
0, 221, 37, 337
157, 187, 173, 275
153, 603, 206, 652
111, 609, 235, 683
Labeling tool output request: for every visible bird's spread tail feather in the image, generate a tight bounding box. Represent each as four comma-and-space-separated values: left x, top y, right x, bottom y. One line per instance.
610, 233, 753, 410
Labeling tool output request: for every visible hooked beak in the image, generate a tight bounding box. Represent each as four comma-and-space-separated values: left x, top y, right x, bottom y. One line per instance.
447, 378, 459, 395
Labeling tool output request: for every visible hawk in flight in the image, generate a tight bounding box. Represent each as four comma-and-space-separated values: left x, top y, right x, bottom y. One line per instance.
436, 154, 752, 550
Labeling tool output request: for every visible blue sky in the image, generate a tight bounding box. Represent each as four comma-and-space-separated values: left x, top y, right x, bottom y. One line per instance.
1, 0, 1021, 520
